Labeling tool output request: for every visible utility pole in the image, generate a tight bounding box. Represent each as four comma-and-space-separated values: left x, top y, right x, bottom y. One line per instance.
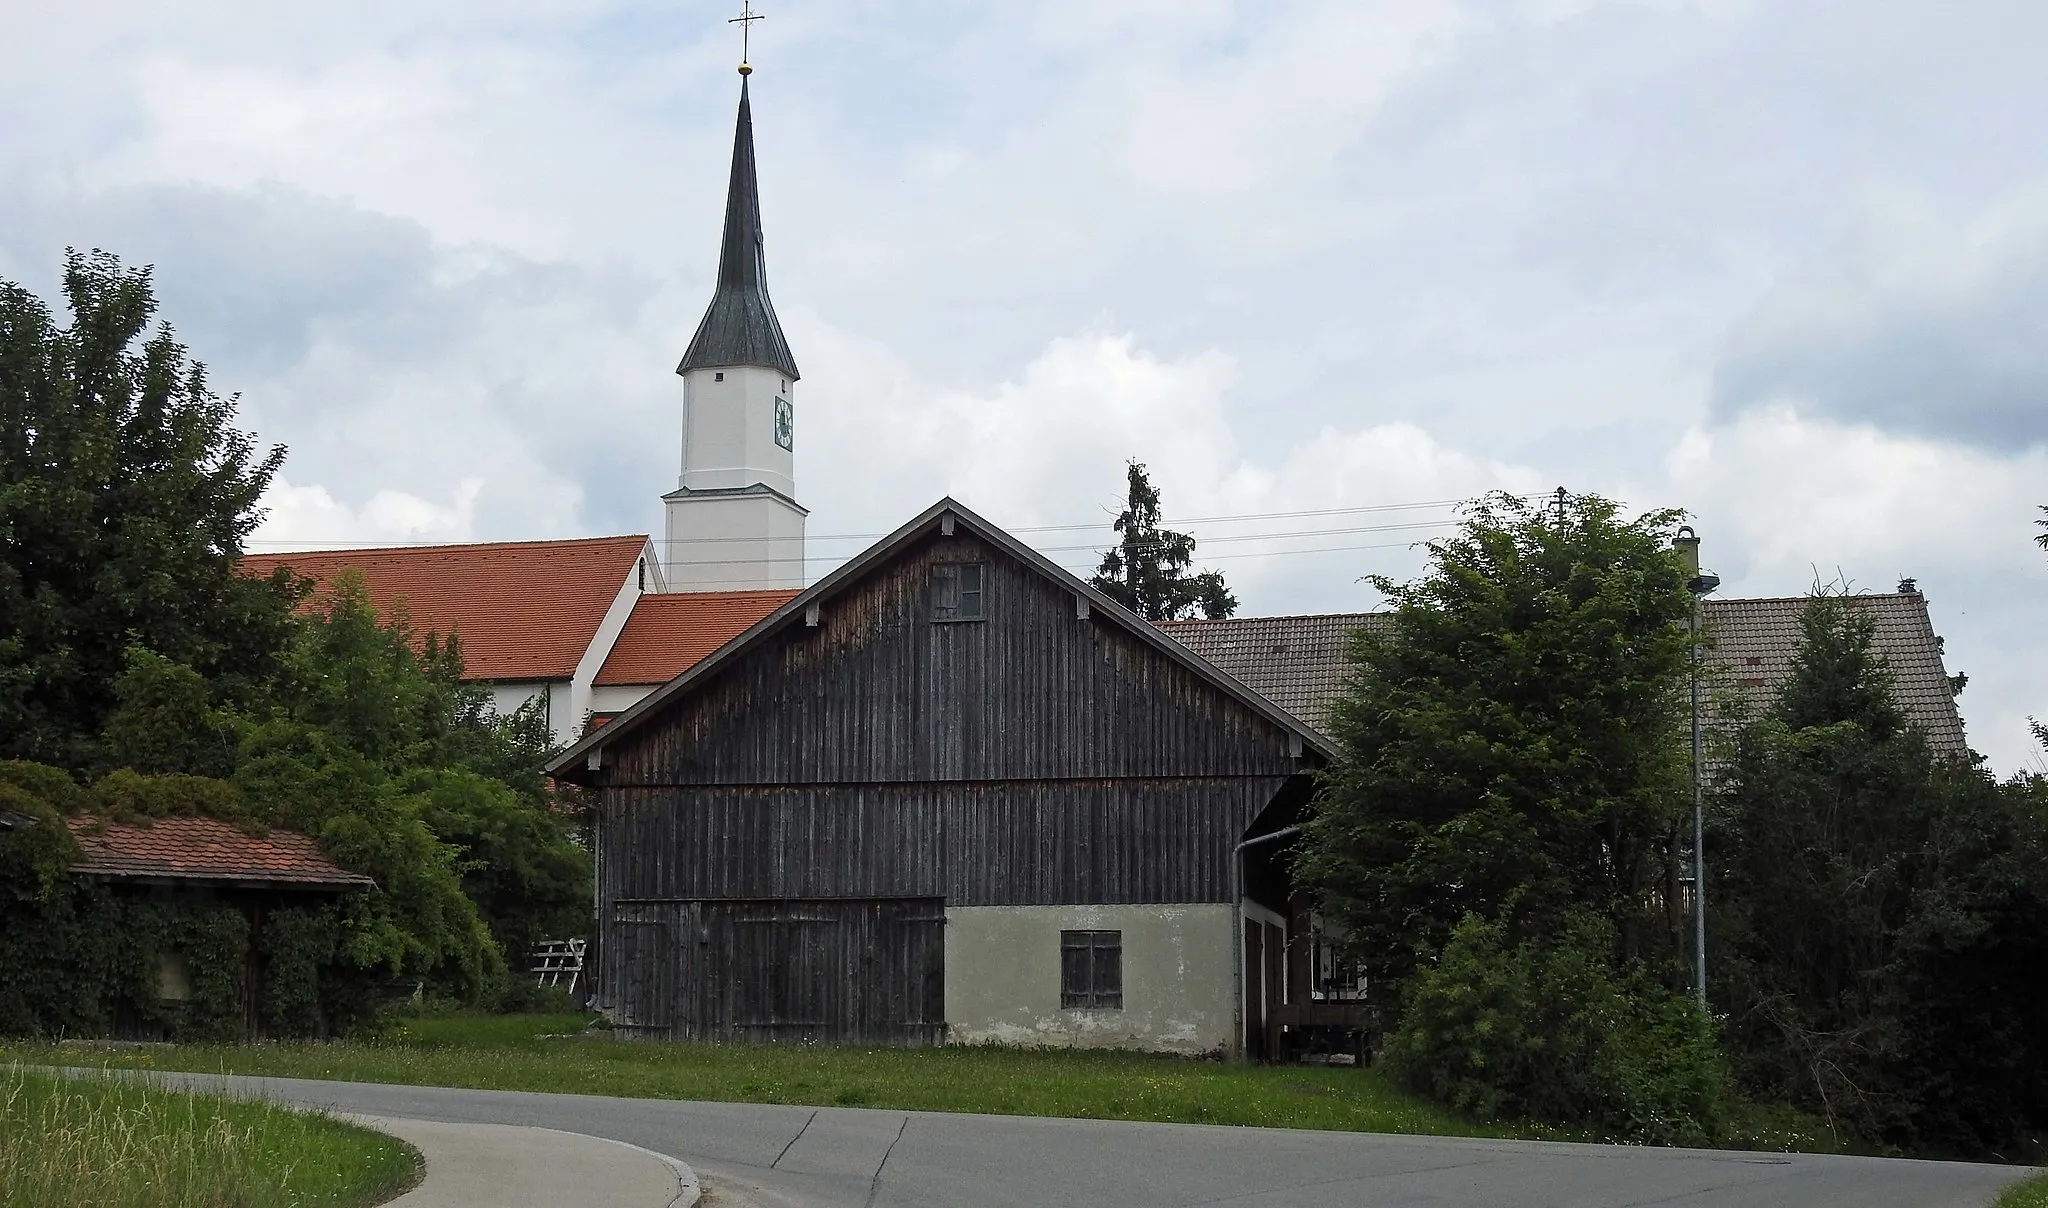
1672, 526, 1719, 1010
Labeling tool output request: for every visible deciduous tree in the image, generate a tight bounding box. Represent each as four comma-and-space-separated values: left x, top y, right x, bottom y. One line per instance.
1298, 491, 1695, 989
0, 251, 298, 769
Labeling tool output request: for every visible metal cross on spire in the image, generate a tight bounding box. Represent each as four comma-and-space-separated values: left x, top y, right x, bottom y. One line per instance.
730, 0, 764, 73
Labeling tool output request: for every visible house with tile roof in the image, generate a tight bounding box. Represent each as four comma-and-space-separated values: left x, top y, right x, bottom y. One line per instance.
1157, 589, 1969, 756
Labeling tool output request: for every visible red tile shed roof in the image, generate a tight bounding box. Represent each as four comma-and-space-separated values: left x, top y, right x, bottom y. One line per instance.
243, 536, 649, 682
595, 589, 800, 686
67, 815, 375, 890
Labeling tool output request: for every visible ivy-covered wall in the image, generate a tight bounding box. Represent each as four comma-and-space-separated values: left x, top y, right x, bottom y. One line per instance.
0, 879, 368, 1042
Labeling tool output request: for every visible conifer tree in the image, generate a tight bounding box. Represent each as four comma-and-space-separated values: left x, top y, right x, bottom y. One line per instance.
1090, 461, 1236, 621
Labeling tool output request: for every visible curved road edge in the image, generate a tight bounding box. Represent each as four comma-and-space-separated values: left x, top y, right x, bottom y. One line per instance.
348, 1113, 701, 1208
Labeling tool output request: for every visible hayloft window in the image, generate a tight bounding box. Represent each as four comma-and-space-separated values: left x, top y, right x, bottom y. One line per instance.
931, 563, 986, 622
1060, 929, 1122, 1009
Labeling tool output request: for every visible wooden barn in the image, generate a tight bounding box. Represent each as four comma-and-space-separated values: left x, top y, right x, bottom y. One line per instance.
547, 498, 1333, 1054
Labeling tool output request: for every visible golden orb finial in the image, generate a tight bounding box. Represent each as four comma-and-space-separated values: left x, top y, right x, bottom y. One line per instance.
738, 61, 753, 75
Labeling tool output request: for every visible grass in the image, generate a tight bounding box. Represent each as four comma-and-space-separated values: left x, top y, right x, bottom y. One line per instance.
0, 1065, 417, 1208
1997, 1173, 2048, 1208
11, 1011, 1502, 1138
6, 1011, 1856, 1153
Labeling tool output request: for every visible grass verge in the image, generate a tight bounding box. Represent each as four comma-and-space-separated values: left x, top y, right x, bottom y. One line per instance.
12, 1012, 1497, 1138
1, 1065, 417, 1208
5, 1010, 1851, 1152
1997, 1173, 2048, 1208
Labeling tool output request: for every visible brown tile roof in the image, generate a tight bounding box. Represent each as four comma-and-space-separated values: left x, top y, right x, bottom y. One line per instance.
1156, 613, 1385, 737
67, 815, 376, 890
1155, 593, 1969, 755
243, 536, 649, 682
594, 589, 800, 686
1700, 593, 1969, 756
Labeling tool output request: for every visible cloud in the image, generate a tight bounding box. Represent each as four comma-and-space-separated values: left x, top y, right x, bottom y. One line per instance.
254, 476, 484, 549
795, 326, 1544, 605
1715, 190, 2048, 450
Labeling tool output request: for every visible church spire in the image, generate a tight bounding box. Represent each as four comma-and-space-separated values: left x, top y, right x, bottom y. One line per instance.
677, 73, 800, 381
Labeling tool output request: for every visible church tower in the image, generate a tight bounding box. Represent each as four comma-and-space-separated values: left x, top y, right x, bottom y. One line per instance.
665, 67, 805, 591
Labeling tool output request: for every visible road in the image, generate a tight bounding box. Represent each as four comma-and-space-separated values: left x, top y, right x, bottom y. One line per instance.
146, 1071, 2025, 1208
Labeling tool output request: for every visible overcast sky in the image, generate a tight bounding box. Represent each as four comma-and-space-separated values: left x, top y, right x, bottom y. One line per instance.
5, 0, 2045, 770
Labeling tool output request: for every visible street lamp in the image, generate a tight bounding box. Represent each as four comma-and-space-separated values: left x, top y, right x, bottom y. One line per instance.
1672, 527, 1719, 1010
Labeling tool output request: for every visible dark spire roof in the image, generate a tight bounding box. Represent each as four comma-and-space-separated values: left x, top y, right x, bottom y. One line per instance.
677, 78, 800, 381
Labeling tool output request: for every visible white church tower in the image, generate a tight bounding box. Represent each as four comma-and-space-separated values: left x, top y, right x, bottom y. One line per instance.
664, 66, 806, 591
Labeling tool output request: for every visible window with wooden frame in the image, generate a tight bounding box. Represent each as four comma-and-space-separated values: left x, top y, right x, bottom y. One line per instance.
1060, 929, 1123, 1009
931, 562, 987, 622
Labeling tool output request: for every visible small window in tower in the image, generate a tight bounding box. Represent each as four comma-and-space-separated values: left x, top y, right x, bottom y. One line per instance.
715, 371, 725, 382
931, 563, 986, 622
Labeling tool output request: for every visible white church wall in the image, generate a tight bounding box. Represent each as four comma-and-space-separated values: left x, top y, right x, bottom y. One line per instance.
486, 681, 550, 720
568, 554, 652, 736
588, 683, 657, 716
482, 679, 579, 747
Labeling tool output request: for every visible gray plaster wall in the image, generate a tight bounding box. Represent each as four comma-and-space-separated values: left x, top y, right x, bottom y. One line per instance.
944, 904, 1235, 1054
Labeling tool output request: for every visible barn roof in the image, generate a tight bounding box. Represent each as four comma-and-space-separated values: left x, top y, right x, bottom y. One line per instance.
243, 535, 651, 682
1157, 592, 1969, 756
547, 497, 1339, 779
594, 588, 801, 686
67, 815, 376, 891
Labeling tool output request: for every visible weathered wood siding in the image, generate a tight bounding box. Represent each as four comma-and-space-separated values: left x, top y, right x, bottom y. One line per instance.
608, 897, 944, 1045
590, 525, 1313, 1043
602, 777, 1289, 906
599, 533, 1300, 787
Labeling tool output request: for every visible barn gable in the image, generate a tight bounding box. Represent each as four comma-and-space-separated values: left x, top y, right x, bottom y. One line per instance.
550, 497, 1332, 785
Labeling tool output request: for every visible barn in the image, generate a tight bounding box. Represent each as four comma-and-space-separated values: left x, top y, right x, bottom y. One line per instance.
547, 497, 1333, 1054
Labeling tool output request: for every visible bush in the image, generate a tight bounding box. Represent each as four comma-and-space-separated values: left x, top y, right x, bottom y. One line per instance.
1384, 912, 1728, 1145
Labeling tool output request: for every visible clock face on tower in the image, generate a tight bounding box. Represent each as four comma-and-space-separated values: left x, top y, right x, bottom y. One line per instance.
773, 397, 793, 451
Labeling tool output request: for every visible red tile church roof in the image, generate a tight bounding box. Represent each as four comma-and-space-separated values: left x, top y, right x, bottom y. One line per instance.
595, 589, 800, 686
243, 536, 650, 682
67, 815, 375, 890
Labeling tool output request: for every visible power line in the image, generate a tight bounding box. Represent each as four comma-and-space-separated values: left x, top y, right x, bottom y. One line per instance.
241, 495, 1506, 549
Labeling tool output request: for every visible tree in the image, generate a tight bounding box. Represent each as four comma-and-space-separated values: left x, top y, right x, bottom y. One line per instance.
0, 250, 300, 770
245, 574, 588, 978
1297, 491, 1696, 991
1714, 593, 2048, 1154
1090, 461, 1236, 620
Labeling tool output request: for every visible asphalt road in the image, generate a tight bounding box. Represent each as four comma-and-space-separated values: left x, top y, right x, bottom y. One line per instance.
143, 1071, 2027, 1208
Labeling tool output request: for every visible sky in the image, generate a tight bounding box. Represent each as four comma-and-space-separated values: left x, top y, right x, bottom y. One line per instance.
4, 0, 2045, 771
